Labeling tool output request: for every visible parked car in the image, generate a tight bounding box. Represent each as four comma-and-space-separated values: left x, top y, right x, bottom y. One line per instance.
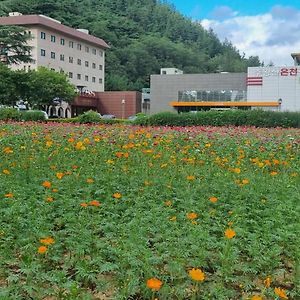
102, 114, 116, 119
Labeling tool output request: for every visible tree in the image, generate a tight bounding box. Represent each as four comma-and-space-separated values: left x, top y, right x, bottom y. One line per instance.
25, 67, 77, 108
0, 25, 32, 64
0, 63, 17, 105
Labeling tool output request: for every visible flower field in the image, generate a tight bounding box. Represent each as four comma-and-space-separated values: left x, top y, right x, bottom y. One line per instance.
0, 122, 299, 300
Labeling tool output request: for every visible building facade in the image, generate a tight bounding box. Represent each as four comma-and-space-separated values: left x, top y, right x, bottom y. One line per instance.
0, 13, 109, 92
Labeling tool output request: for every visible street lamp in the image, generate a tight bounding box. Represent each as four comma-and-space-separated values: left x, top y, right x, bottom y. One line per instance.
121, 99, 126, 119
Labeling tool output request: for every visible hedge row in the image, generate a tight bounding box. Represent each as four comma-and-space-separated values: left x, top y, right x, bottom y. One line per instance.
0, 108, 47, 121
133, 110, 300, 128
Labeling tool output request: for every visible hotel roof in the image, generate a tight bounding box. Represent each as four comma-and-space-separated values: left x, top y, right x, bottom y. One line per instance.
0, 14, 110, 49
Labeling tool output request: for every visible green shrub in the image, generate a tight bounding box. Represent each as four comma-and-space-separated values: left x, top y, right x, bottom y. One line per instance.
21, 110, 47, 121
0, 107, 21, 121
136, 110, 300, 128
77, 110, 102, 124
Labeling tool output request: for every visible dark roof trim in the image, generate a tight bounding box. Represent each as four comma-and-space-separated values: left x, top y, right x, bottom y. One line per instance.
0, 15, 110, 49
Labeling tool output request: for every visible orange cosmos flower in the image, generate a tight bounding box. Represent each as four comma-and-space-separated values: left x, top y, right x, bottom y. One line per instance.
89, 200, 100, 207
270, 171, 278, 176
164, 200, 172, 207
251, 295, 263, 300
209, 196, 218, 203
146, 278, 162, 291
264, 276, 271, 288
42, 181, 51, 188
40, 237, 55, 245
242, 179, 249, 185
52, 188, 58, 193
3, 147, 13, 154
274, 287, 288, 299
38, 246, 48, 254
2, 169, 10, 175
115, 152, 123, 158
186, 175, 195, 181
46, 197, 54, 202
188, 268, 205, 281
224, 228, 236, 239
187, 212, 198, 220
113, 192, 122, 199
86, 178, 94, 184
4, 193, 14, 198
56, 172, 64, 179
80, 202, 88, 207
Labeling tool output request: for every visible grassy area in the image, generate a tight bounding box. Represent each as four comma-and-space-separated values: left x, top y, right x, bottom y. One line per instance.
0, 122, 299, 299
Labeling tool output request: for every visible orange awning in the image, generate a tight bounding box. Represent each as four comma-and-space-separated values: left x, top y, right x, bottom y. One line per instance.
169, 101, 280, 107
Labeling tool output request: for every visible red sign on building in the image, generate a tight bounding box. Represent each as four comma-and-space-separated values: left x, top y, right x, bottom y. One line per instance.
280, 68, 298, 76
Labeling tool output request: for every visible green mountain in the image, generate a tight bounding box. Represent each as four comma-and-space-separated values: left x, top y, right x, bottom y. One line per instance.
0, 0, 261, 91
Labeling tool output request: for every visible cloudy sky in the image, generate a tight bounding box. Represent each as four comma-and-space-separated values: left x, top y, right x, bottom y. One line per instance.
168, 0, 300, 66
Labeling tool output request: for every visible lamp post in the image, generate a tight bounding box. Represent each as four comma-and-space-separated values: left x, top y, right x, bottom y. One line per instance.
121, 99, 126, 119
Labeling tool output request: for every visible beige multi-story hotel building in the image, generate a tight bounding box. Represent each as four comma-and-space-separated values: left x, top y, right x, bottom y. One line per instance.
0, 12, 109, 92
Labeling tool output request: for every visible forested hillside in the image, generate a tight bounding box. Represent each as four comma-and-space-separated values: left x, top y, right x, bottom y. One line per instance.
0, 0, 261, 90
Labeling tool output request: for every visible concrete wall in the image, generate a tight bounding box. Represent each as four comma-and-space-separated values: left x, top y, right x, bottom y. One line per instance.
150, 73, 247, 114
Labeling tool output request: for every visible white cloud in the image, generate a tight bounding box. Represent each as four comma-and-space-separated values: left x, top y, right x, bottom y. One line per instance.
201, 6, 300, 66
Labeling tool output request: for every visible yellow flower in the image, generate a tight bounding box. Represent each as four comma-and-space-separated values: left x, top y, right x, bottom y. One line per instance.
113, 192, 122, 199
274, 287, 288, 299
56, 172, 64, 179
146, 278, 162, 291
164, 200, 172, 207
186, 175, 195, 181
2, 169, 10, 175
3, 147, 13, 154
169, 216, 177, 221
224, 228, 236, 239
188, 268, 205, 281
232, 167, 241, 174
251, 295, 263, 300
86, 178, 94, 184
264, 276, 271, 288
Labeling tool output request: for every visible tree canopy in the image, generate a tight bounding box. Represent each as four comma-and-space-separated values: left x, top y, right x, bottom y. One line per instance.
0, 0, 262, 90
0, 25, 33, 64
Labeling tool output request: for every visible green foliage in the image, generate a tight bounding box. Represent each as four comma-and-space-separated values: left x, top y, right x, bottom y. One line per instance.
2, 0, 262, 90
0, 123, 299, 299
0, 25, 33, 65
20, 110, 47, 121
0, 107, 21, 120
26, 67, 77, 106
135, 110, 300, 128
77, 110, 102, 124
0, 63, 18, 105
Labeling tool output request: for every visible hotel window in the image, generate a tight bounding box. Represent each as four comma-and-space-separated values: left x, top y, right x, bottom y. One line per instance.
69, 41, 74, 48
41, 32, 46, 39
41, 49, 46, 56
92, 77, 96, 83
51, 35, 56, 42
69, 72, 73, 78
99, 78, 103, 84
60, 54, 65, 61
85, 61, 89, 67
51, 52, 55, 59
77, 59, 81, 65
77, 44, 82, 50
85, 46, 89, 53
77, 74, 81, 80
85, 75, 89, 81
92, 63, 96, 69
99, 64, 103, 70
69, 56, 73, 63
60, 38, 65, 45
99, 50, 103, 57
92, 48, 96, 55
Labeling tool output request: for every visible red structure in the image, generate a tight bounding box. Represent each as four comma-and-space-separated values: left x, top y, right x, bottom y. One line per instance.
71, 91, 142, 118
